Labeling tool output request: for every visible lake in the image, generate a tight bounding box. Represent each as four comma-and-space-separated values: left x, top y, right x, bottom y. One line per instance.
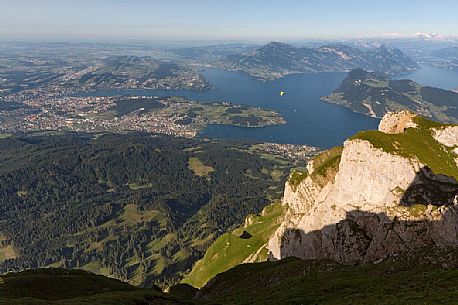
77, 65, 458, 148
397, 65, 458, 90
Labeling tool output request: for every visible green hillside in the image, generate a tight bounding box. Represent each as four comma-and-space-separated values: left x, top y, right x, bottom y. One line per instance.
3, 250, 458, 305
182, 202, 284, 288
197, 249, 458, 305
0, 268, 177, 305
0, 133, 302, 288
352, 116, 458, 179
322, 69, 458, 123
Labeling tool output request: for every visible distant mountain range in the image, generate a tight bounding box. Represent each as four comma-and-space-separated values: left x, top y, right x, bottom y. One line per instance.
426, 45, 458, 70
223, 42, 419, 80
322, 69, 458, 122
169, 43, 257, 60
431, 45, 458, 58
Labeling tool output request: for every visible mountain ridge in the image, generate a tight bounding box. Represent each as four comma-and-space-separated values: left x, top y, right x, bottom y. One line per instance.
268, 112, 458, 263
2, 249, 458, 304
224, 42, 419, 80
322, 68, 458, 123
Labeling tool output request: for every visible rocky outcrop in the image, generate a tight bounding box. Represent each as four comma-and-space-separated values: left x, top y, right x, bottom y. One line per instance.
433, 126, 458, 167
433, 126, 458, 147
378, 111, 417, 134
268, 113, 458, 263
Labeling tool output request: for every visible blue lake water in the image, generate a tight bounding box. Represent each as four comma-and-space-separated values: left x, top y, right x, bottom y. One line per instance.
77, 65, 458, 148
397, 65, 458, 90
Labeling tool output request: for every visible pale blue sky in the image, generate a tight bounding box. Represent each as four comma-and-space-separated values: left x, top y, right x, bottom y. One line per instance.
1, 0, 457, 41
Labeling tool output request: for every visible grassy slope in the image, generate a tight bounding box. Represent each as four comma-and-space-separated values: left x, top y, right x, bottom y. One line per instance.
0, 269, 184, 305
0, 245, 17, 262
70, 203, 169, 285
0, 251, 458, 305
3, 253, 458, 304
198, 253, 458, 305
287, 146, 343, 190
351, 116, 458, 179
287, 170, 308, 191
0, 234, 16, 262
188, 157, 214, 177
182, 202, 283, 288
0, 133, 295, 288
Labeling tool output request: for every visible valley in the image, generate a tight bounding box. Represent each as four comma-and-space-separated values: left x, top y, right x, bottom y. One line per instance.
1, 33, 458, 305
0, 132, 317, 287
1, 112, 458, 304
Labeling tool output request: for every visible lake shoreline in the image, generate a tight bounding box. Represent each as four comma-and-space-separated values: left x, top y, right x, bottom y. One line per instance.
71, 66, 458, 148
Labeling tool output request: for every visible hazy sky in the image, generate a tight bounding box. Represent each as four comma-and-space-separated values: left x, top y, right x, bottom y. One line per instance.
1, 0, 458, 41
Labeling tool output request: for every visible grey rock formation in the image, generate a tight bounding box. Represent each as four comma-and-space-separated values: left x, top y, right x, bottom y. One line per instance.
269, 113, 458, 263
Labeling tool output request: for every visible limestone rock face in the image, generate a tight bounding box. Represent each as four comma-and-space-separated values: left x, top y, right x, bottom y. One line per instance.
378, 111, 417, 134
327, 139, 420, 209
433, 126, 458, 167
433, 126, 458, 147
268, 113, 458, 264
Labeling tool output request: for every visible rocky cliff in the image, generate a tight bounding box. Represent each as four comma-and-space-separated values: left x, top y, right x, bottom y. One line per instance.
268, 112, 458, 263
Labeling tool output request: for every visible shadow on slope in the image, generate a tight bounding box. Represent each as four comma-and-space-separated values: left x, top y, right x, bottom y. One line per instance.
197, 249, 458, 305
0, 268, 196, 305
400, 166, 458, 207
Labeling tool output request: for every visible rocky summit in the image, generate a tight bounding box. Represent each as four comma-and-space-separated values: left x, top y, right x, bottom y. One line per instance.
268, 111, 458, 263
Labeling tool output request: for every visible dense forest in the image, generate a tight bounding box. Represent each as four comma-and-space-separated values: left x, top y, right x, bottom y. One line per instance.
0, 132, 296, 287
